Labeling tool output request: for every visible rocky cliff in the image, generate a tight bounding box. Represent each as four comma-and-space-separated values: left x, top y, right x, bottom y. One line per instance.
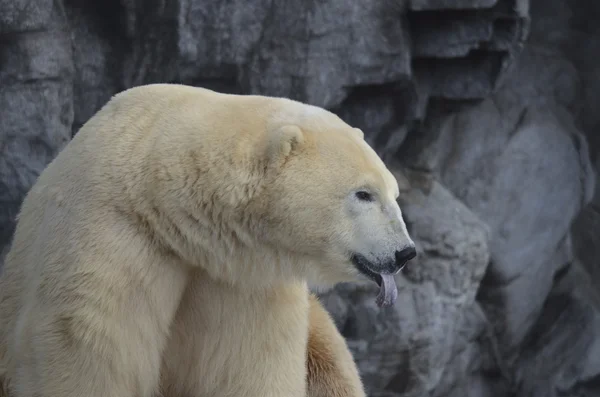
1, 0, 599, 396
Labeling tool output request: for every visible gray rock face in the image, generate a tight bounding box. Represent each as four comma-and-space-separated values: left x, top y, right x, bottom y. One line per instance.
572, 160, 600, 307
409, 0, 529, 100
1, 0, 600, 396
399, 1, 600, 394
409, 0, 499, 10
0, 0, 73, 253
414, 70, 594, 351
121, 0, 414, 110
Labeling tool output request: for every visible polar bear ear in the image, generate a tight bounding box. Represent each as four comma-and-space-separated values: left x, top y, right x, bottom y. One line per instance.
352, 128, 365, 140
265, 125, 305, 167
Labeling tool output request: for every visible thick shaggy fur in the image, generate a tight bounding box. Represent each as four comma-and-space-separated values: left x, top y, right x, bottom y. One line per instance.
0, 84, 410, 396
307, 295, 365, 397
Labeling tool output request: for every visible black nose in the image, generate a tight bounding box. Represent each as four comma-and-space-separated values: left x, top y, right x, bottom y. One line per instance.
395, 246, 417, 267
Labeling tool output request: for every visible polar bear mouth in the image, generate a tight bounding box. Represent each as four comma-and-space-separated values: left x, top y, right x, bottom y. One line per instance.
351, 254, 398, 308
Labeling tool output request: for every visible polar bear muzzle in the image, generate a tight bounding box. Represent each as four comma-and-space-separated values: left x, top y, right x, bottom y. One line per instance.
351, 245, 416, 307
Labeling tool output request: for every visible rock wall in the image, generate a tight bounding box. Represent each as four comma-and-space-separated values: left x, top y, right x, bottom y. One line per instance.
1, 0, 599, 396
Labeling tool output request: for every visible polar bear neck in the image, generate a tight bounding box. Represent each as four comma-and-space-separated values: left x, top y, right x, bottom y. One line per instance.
128, 196, 320, 289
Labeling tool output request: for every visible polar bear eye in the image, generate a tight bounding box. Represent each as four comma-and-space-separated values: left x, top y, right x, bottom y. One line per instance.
355, 191, 374, 202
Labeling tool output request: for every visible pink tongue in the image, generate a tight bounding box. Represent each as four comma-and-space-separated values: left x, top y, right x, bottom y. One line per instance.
375, 274, 398, 307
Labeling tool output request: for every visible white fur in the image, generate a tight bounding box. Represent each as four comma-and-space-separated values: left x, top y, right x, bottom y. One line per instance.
0, 84, 412, 397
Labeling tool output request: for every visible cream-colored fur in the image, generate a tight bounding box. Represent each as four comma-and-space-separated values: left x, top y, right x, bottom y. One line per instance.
306, 295, 366, 397
0, 84, 413, 397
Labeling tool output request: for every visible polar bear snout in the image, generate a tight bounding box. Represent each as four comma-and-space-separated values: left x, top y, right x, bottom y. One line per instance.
375, 244, 416, 275
351, 243, 416, 278
394, 246, 417, 272
351, 243, 417, 307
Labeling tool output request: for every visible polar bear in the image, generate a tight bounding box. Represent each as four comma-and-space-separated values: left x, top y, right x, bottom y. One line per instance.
0, 84, 416, 397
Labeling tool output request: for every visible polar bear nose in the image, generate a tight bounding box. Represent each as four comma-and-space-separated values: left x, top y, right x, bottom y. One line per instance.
395, 246, 416, 269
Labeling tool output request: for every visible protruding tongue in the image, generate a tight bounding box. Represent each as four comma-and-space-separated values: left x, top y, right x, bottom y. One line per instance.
375, 274, 398, 307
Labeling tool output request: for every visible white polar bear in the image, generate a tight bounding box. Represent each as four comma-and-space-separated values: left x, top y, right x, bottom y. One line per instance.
0, 84, 416, 397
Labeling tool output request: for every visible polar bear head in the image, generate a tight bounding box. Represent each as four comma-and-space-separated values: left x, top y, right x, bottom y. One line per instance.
243, 103, 416, 306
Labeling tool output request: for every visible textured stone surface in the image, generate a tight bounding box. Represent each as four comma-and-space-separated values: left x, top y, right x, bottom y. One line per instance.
1, 0, 600, 396
65, 1, 124, 133
121, 0, 413, 110
430, 95, 597, 396
0, 0, 73, 256
572, 159, 600, 307
409, 0, 529, 101
513, 261, 600, 397
430, 96, 594, 357
409, 0, 498, 10
398, 1, 600, 394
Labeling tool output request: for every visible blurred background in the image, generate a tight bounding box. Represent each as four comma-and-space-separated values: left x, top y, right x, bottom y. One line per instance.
1, 0, 599, 396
